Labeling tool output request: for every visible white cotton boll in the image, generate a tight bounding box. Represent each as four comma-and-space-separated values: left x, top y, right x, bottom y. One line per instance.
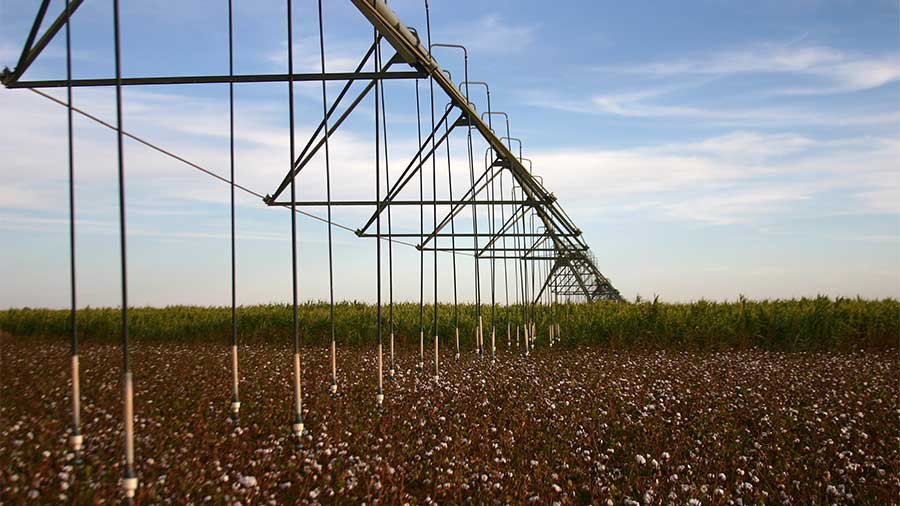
239, 475, 257, 488
636, 454, 646, 465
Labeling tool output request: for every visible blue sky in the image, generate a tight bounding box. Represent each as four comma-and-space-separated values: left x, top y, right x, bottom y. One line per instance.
0, 0, 898, 308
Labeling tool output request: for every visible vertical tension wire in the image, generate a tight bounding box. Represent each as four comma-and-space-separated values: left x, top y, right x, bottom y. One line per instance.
514, 186, 527, 355
462, 69, 481, 359
424, 0, 439, 380
227, 0, 241, 425
483, 96, 497, 362
375, 40, 396, 379
443, 106, 459, 360
64, 0, 83, 465
374, 20, 385, 410
287, 0, 305, 447
415, 80, 424, 370
112, 0, 137, 501
317, 0, 339, 400
499, 124, 512, 350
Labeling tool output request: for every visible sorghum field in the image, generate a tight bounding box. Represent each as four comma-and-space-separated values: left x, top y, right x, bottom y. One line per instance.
1, 299, 898, 504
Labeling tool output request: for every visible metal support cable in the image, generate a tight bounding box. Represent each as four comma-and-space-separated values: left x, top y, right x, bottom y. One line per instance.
287, 0, 304, 446
64, 0, 83, 464
488, 113, 513, 347
513, 186, 529, 354
443, 105, 459, 359
460, 62, 481, 358
375, 36, 395, 379
227, 0, 241, 425
374, 22, 384, 410
113, 0, 128, 389
529, 213, 536, 333
415, 80, 424, 370
467, 102, 500, 345
112, 0, 137, 501
317, 0, 338, 399
424, 0, 439, 380
480, 92, 497, 362
65, 0, 76, 374
508, 191, 521, 336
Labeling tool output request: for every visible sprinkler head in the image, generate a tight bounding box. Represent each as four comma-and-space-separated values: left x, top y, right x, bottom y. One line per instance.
121, 469, 138, 500
292, 417, 305, 449
69, 433, 84, 465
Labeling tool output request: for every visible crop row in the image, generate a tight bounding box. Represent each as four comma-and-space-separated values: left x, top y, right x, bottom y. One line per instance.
1, 296, 896, 350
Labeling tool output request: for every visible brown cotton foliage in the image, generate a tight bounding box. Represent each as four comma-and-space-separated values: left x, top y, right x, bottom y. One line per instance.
1, 339, 898, 504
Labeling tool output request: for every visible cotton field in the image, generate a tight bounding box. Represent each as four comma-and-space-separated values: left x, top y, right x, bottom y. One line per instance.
2, 341, 897, 504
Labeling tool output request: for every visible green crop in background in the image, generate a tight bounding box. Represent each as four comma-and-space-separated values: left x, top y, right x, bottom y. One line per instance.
1, 296, 897, 350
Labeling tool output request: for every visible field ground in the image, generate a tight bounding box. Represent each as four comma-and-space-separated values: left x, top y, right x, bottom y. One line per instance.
1, 339, 898, 504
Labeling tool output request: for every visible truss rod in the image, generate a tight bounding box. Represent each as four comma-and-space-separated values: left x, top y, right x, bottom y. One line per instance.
355, 107, 458, 234
268, 199, 540, 207
357, 232, 576, 238
268, 57, 402, 202
6, 71, 427, 89
1, 0, 85, 86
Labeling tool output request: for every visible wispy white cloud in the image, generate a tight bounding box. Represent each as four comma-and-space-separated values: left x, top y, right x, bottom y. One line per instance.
0, 212, 113, 232
522, 40, 900, 126
522, 86, 900, 126
659, 189, 811, 225
531, 131, 900, 225
664, 131, 815, 160
447, 14, 539, 54
266, 37, 368, 73
597, 41, 900, 95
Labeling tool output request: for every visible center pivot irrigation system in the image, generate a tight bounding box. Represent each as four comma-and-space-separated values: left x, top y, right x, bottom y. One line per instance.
4, 0, 623, 501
